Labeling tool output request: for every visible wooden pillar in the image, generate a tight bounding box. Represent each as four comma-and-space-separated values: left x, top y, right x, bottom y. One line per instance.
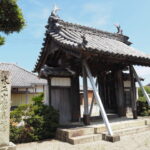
113, 70, 126, 117
82, 65, 90, 125
110, 72, 117, 112
129, 66, 138, 119
98, 76, 105, 116
71, 76, 81, 122
98, 75, 106, 107
48, 78, 51, 106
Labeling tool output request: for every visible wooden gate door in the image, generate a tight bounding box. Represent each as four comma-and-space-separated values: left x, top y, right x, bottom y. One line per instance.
51, 87, 71, 124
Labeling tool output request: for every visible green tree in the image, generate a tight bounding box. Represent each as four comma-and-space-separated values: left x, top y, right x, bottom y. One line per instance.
0, 0, 25, 45
137, 86, 150, 116
138, 86, 150, 98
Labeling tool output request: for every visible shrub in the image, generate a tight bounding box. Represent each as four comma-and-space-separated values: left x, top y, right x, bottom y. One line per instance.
137, 96, 150, 116
138, 86, 150, 97
10, 93, 59, 143
137, 87, 150, 116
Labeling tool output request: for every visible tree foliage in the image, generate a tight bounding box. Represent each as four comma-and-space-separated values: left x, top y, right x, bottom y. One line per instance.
138, 86, 150, 98
137, 86, 150, 116
0, 0, 25, 45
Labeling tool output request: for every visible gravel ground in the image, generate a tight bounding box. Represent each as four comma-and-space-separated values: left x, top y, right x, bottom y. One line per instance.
17, 130, 150, 150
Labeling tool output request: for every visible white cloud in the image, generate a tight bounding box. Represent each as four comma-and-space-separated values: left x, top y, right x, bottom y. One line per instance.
42, 8, 50, 19
135, 66, 150, 76
135, 66, 150, 85
25, 7, 51, 39
83, 3, 110, 14
27, 8, 50, 20
28, 0, 44, 7
32, 29, 44, 39
81, 2, 112, 28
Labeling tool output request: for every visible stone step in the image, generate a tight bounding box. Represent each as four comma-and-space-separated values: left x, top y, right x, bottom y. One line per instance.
67, 134, 102, 145
56, 118, 150, 144
95, 119, 149, 133
69, 126, 150, 145
56, 127, 95, 141
114, 125, 150, 136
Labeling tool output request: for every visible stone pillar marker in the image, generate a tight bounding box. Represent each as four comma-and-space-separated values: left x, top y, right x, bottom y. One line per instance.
0, 71, 16, 150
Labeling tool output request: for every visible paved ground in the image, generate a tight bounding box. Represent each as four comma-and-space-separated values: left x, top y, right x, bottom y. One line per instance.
17, 130, 150, 150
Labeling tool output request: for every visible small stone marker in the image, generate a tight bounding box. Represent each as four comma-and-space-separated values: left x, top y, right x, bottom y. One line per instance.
0, 71, 16, 150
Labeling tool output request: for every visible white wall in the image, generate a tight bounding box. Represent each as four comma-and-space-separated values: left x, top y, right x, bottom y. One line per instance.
124, 81, 131, 88
17, 86, 44, 93
51, 77, 71, 86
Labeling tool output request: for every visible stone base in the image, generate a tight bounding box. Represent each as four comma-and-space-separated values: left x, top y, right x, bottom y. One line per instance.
132, 110, 138, 119
83, 114, 90, 125
126, 107, 138, 119
0, 142, 16, 150
102, 134, 120, 142
126, 107, 132, 117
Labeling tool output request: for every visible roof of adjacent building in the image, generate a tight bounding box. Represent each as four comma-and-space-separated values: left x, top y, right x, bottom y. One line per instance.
34, 13, 150, 72
0, 63, 47, 88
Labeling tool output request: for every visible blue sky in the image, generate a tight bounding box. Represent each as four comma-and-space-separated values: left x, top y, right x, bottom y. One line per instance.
0, 0, 150, 84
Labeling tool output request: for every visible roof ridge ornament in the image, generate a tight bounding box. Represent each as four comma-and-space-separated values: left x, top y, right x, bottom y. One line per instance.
79, 34, 88, 49
47, 5, 61, 32
51, 5, 60, 17
114, 24, 123, 35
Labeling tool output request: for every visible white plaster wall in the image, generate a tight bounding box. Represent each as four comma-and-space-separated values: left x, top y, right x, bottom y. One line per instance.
51, 77, 71, 86
124, 81, 131, 88
17, 86, 44, 93
35, 85, 44, 93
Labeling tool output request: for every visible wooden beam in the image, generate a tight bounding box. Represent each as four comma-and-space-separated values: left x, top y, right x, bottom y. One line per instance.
71, 76, 80, 122
129, 66, 137, 119
82, 63, 90, 125
98, 75, 105, 107
113, 69, 126, 117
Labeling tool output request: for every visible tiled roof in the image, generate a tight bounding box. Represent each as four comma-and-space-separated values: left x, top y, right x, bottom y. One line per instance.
0, 63, 47, 87
34, 15, 150, 71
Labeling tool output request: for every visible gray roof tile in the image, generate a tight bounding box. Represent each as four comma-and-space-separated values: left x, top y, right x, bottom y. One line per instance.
0, 63, 47, 87
34, 15, 150, 71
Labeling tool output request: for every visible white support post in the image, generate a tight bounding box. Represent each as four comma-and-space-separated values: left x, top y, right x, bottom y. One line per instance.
83, 60, 113, 136
131, 65, 150, 106
89, 94, 94, 116
89, 78, 98, 116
